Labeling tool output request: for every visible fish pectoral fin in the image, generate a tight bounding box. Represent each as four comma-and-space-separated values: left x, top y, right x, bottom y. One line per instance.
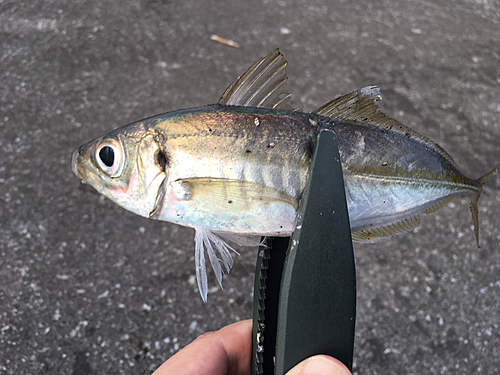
313, 86, 459, 168
175, 177, 298, 213
218, 49, 293, 110
351, 214, 421, 241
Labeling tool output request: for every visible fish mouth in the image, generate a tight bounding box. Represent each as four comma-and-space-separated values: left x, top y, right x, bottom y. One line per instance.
72, 148, 84, 180
72, 139, 99, 181
72, 148, 99, 190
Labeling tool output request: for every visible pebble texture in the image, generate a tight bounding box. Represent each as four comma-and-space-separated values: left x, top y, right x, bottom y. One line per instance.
1, 1, 500, 374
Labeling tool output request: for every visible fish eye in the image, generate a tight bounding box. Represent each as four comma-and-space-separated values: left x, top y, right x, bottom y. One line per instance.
99, 146, 114, 167
96, 138, 124, 177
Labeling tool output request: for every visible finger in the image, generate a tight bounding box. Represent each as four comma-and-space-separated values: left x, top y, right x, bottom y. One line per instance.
285, 355, 352, 375
152, 319, 252, 375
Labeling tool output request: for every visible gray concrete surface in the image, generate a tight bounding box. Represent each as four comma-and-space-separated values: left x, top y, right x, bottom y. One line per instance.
1, 1, 500, 374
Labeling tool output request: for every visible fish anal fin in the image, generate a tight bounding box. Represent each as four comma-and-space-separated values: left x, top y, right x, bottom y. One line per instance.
351, 214, 420, 241
423, 195, 456, 215
314, 86, 459, 168
176, 177, 298, 213
218, 49, 293, 110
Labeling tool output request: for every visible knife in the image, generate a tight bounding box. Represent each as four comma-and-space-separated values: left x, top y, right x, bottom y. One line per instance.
251, 129, 357, 375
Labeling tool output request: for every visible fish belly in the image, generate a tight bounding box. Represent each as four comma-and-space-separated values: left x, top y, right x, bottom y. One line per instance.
157, 151, 302, 235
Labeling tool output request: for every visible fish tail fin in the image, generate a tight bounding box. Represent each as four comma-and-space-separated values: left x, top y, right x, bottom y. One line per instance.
477, 162, 500, 186
470, 162, 500, 247
469, 196, 480, 248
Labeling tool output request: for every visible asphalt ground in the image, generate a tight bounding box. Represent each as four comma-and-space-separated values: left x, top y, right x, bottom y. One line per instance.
1, 1, 500, 374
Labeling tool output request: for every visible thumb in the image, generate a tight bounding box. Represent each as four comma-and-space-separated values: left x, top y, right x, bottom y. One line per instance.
285, 355, 352, 375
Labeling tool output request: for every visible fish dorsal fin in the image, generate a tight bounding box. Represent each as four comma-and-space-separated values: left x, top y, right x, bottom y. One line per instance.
314, 86, 458, 167
218, 49, 292, 109
174, 177, 298, 213
351, 214, 421, 241
313, 85, 382, 118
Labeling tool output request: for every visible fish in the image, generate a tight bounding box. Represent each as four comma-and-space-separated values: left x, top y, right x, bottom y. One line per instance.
72, 49, 499, 301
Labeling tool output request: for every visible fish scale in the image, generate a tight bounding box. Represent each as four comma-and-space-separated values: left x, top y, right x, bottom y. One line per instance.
157, 106, 316, 198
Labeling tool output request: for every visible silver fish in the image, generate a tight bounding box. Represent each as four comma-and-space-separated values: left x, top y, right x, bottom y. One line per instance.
72, 49, 499, 301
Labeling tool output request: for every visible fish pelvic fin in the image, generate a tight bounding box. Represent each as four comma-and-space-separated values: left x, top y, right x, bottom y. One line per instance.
194, 227, 259, 301
193, 228, 262, 301
470, 162, 500, 248
194, 227, 236, 302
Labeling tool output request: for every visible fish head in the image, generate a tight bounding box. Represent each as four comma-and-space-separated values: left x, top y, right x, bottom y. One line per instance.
72, 122, 168, 218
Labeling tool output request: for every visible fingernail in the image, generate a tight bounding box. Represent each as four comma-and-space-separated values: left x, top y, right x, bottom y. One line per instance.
286, 356, 351, 375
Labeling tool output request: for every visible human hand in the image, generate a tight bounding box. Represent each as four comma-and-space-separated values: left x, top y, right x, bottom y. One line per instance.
151, 319, 351, 375
152, 319, 252, 375
285, 355, 352, 375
